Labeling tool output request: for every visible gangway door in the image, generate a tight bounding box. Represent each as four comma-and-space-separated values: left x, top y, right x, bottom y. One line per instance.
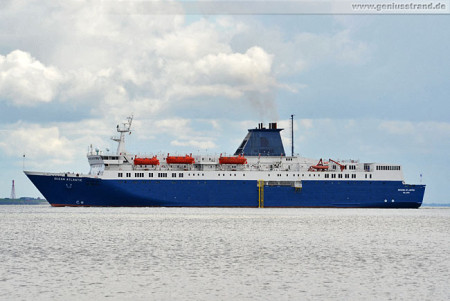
258, 180, 264, 208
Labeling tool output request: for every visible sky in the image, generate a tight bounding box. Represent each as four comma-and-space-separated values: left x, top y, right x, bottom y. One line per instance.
0, 1, 449, 204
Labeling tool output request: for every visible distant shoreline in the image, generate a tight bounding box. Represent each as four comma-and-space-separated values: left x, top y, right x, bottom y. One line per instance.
422, 203, 450, 207
0, 198, 48, 205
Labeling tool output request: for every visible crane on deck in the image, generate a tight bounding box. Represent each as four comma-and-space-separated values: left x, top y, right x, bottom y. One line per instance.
329, 158, 345, 172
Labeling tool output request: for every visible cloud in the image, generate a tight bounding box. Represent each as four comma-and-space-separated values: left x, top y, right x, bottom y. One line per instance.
378, 121, 450, 137
292, 30, 369, 67
0, 119, 116, 170
154, 45, 276, 102
128, 118, 220, 151
379, 121, 415, 135
230, 20, 369, 77
378, 120, 450, 153
153, 118, 192, 135
194, 46, 274, 88
0, 3, 371, 125
0, 50, 64, 106
289, 119, 450, 158
0, 123, 75, 168
300, 119, 314, 129
171, 139, 217, 150
162, 46, 278, 120
153, 18, 231, 61
0, 2, 285, 121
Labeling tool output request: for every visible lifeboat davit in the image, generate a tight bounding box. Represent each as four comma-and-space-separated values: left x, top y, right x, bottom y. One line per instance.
166, 154, 195, 164
134, 156, 160, 165
219, 154, 247, 165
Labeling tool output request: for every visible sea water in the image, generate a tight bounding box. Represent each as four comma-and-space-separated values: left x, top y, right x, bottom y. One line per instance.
0, 206, 448, 300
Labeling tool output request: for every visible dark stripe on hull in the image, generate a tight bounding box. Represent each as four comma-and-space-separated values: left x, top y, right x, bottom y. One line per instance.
26, 174, 425, 208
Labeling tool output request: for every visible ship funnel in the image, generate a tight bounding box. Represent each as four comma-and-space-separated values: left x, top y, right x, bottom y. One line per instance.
235, 122, 285, 157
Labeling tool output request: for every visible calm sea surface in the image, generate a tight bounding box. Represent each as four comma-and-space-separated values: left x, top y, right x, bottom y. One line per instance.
0, 206, 449, 300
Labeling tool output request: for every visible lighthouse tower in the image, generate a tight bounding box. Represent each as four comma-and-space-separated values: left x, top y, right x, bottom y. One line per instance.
10, 180, 16, 200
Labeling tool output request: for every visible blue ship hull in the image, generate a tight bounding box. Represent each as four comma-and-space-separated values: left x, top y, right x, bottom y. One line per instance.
26, 173, 424, 208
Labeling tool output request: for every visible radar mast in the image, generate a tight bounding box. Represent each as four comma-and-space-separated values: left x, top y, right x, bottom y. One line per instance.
111, 116, 133, 155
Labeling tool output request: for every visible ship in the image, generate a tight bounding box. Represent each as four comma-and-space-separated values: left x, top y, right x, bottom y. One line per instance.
25, 116, 425, 208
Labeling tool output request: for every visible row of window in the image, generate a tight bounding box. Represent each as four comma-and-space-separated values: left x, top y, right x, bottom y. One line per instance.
219, 173, 244, 177
325, 174, 357, 179
102, 156, 120, 160
331, 165, 356, 170
376, 165, 400, 171
118, 173, 133, 178
116, 172, 369, 179
119, 172, 321, 178
119, 172, 190, 178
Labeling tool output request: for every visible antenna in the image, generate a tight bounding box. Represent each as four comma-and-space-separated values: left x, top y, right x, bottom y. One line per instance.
291, 114, 294, 156
10, 180, 16, 200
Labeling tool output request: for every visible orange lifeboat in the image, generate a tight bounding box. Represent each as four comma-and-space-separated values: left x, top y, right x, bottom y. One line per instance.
134, 156, 160, 165
309, 158, 329, 171
219, 154, 247, 165
166, 154, 195, 164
